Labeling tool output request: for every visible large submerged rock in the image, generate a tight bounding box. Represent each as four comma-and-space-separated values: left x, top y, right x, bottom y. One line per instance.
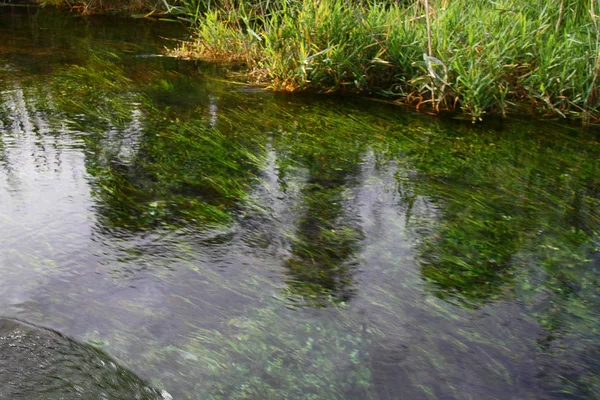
0, 318, 169, 400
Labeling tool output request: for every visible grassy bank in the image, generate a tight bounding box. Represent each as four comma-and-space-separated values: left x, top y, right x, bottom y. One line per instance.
35, 0, 600, 121
171, 0, 600, 122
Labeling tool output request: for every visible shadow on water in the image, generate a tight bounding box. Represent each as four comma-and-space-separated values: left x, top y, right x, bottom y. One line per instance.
277, 114, 366, 306
0, 318, 169, 400
2, 5, 600, 400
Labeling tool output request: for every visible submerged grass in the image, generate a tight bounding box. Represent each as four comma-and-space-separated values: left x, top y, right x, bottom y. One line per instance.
4, 41, 600, 397
172, 0, 600, 121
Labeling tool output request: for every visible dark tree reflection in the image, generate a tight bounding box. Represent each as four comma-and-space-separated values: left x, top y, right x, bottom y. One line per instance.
269, 110, 369, 307
285, 168, 363, 306
39, 53, 266, 232
401, 122, 600, 309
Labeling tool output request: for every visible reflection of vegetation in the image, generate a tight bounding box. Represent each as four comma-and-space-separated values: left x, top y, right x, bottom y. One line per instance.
3, 15, 600, 398
398, 124, 600, 307
285, 184, 362, 305
85, 117, 265, 230
418, 186, 522, 304
52, 54, 137, 130
42, 53, 266, 231
517, 227, 600, 398
271, 114, 366, 306
390, 119, 600, 400
1, 6, 184, 62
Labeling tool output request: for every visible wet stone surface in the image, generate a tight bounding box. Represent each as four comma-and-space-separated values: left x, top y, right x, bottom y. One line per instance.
0, 318, 168, 400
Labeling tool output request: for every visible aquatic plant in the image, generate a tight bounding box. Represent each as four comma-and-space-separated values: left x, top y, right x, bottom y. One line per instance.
173, 0, 600, 121
3, 21, 600, 397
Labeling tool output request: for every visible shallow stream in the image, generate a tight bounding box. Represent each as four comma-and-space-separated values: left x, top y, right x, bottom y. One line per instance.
1, 6, 600, 400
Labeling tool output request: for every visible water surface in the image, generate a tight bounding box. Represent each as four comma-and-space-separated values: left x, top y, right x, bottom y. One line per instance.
1, 6, 600, 400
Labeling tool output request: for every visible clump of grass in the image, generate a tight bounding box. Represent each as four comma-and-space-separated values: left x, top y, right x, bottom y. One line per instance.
171, 9, 257, 63
174, 0, 600, 122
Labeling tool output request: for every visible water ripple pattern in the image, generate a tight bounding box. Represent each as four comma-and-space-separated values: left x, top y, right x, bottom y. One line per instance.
1, 6, 600, 400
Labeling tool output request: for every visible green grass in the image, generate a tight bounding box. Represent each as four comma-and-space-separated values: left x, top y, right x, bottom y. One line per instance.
173, 0, 600, 122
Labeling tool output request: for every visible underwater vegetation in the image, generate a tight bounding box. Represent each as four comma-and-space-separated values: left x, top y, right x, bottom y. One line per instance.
1, 10, 600, 399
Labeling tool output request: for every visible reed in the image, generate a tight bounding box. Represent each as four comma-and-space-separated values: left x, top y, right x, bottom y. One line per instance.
40, 0, 600, 121
174, 0, 600, 121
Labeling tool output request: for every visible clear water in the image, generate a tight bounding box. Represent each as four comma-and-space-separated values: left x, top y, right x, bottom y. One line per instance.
1, 6, 600, 400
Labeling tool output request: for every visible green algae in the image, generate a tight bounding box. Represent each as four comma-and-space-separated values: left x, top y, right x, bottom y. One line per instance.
1, 8, 600, 400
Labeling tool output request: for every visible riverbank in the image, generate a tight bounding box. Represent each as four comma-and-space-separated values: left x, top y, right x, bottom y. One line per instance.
31, 0, 600, 122
173, 0, 600, 122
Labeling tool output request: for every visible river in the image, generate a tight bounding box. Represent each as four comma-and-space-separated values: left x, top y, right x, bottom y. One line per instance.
1, 5, 599, 400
